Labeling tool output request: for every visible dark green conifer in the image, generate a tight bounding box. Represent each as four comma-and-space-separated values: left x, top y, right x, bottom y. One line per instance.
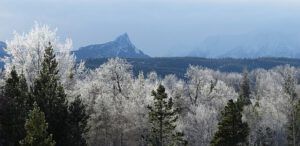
67, 96, 89, 146
31, 43, 69, 146
20, 103, 55, 146
0, 68, 29, 146
211, 99, 249, 146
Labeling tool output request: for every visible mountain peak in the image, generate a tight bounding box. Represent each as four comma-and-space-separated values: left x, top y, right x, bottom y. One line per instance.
114, 33, 131, 45
74, 33, 150, 59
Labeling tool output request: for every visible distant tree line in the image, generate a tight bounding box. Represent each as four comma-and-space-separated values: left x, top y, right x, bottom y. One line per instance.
84, 57, 300, 78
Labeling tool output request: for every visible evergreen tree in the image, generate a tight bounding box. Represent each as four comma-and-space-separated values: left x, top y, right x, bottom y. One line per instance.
31, 43, 70, 146
19, 103, 55, 146
237, 70, 251, 108
211, 99, 249, 146
67, 96, 89, 146
0, 68, 29, 146
147, 84, 187, 146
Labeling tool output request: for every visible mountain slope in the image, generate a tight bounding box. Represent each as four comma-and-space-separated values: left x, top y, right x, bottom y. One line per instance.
74, 33, 150, 60
189, 32, 300, 58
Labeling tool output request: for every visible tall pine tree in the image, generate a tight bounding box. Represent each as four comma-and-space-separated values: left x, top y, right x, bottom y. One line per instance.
19, 103, 55, 146
147, 84, 187, 146
211, 99, 249, 146
0, 68, 29, 146
31, 43, 70, 146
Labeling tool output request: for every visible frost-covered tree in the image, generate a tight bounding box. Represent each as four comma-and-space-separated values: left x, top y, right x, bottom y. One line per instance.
282, 66, 300, 146
97, 57, 133, 98
182, 66, 238, 146
82, 58, 138, 146
246, 69, 290, 145
184, 104, 218, 146
185, 65, 214, 105
163, 74, 189, 116
4, 23, 75, 87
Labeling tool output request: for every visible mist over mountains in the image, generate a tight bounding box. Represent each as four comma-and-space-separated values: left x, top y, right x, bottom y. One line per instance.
74, 31, 300, 59
1, 32, 300, 59
189, 32, 300, 58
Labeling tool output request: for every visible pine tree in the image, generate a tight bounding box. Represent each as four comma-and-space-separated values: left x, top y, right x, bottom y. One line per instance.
31, 43, 70, 146
147, 84, 187, 146
237, 70, 251, 108
0, 68, 29, 146
19, 103, 55, 146
67, 96, 89, 146
210, 99, 249, 146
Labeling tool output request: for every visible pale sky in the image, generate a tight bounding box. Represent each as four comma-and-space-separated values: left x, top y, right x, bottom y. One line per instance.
1, 0, 300, 56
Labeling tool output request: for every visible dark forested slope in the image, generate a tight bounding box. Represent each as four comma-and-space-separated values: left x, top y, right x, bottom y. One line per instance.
84, 57, 300, 78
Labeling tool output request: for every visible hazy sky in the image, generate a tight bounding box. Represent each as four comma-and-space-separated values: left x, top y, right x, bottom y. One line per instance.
1, 0, 300, 56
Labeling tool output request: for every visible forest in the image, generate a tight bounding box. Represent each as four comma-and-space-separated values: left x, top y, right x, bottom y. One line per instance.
85, 57, 300, 78
1, 24, 300, 146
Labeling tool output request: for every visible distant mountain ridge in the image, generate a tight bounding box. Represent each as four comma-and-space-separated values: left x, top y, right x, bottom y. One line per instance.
74, 33, 150, 60
189, 32, 300, 58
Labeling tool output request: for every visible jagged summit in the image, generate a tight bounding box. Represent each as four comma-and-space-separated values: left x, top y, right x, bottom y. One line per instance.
74, 33, 150, 60
115, 33, 131, 45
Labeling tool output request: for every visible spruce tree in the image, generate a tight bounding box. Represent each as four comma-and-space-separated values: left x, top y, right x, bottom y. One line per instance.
19, 103, 55, 146
210, 99, 249, 146
237, 70, 251, 108
67, 96, 89, 146
0, 68, 29, 146
147, 84, 187, 146
31, 43, 70, 146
